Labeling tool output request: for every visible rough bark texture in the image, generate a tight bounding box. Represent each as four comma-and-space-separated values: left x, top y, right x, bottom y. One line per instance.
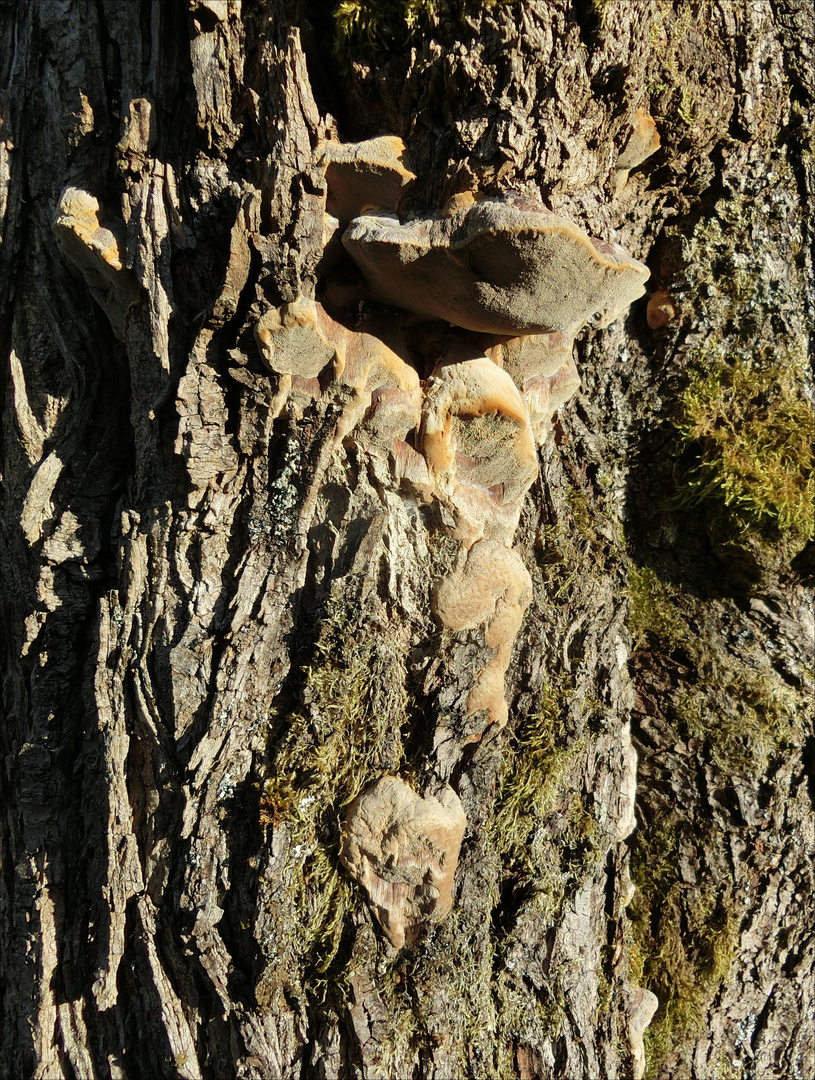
1, 2, 812, 1079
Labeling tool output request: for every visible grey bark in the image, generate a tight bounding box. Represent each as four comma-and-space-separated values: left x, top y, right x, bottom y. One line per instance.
1, 2, 812, 1079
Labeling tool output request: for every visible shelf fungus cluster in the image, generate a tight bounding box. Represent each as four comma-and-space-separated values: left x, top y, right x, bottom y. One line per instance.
257, 135, 649, 949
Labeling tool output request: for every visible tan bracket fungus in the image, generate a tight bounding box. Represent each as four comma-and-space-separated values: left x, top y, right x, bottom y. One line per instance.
614, 108, 661, 196
616, 108, 661, 174
628, 986, 660, 1080
254, 296, 421, 449
646, 289, 676, 330
420, 353, 538, 545
340, 776, 466, 950
255, 140, 649, 758
342, 198, 649, 336
432, 541, 533, 731
317, 135, 415, 221
485, 331, 581, 445
52, 187, 141, 339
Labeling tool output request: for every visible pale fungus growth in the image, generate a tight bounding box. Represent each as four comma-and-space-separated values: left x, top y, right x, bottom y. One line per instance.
317, 135, 416, 221
421, 353, 538, 544
486, 332, 581, 444
628, 987, 660, 1080
617, 107, 661, 173
254, 297, 421, 446
646, 289, 677, 330
340, 776, 466, 950
486, 330, 575, 381
523, 356, 582, 445
52, 186, 141, 339
615, 108, 661, 194
333, 323, 422, 449
254, 297, 337, 381
247, 135, 652, 949
432, 540, 533, 731
342, 198, 650, 335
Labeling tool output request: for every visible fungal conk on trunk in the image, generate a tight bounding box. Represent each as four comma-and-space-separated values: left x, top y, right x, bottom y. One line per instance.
253, 136, 650, 947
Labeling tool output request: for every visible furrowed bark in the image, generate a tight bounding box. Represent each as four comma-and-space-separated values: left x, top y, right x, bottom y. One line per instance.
1, 3, 812, 1079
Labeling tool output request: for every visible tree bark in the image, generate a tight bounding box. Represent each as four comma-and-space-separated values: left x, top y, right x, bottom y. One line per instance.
1, 2, 812, 1079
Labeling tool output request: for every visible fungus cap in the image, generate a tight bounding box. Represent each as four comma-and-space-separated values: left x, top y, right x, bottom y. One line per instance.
254, 297, 337, 380
53, 186, 140, 338
617, 108, 661, 172
421, 354, 538, 541
490, 330, 575, 385
433, 540, 532, 730
317, 135, 416, 220
524, 355, 581, 444
646, 289, 676, 330
342, 200, 649, 335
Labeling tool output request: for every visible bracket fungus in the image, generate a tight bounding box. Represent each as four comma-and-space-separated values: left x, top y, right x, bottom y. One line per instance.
52, 186, 140, 339
628, 987, 660, 1080
252, 139, 649, 755
433, 541, 533, 730
486, 332, 581, 445
255, 296, 337, 381
646, 289, 677, 330
421, 353, 538, 544
616, 107, 661, 173
317, 136, 416, 221
249, 135, 652, 947
342, 198, 649, 335
615, 108, 661, 195
340, 776, 466, 950
254, 296, 420, 446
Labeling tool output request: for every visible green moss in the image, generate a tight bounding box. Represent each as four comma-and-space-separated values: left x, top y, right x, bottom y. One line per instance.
565, 483, 598, 543
537, 519, 585, 604
332, 0, 440, 55
667, 167, 814, 557
493, 968, 566, 1079
676, 348, 814, 550
628, 561, 801, 776
375, 959, 428, 1075
491, 677, 584, 875
675, 666, 799, 778
625, 562, 802, 1074
677, 86, 695, 126
259, 595, 410, 977
628, 565, 691, 650
332, 0, 518, 59
628, 824, 740, 1078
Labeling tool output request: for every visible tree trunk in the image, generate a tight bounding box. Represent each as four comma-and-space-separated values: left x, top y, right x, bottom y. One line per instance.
1, 2, 812, 1078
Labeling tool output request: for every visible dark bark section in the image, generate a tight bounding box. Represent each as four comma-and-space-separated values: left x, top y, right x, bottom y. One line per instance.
1, 2, 812, 1079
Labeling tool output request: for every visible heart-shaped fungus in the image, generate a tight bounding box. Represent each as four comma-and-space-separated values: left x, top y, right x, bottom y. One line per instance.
341, 776, 466, 949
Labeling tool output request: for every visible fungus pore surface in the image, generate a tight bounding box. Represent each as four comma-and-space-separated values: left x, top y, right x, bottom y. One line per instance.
342, 197, 649, 334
